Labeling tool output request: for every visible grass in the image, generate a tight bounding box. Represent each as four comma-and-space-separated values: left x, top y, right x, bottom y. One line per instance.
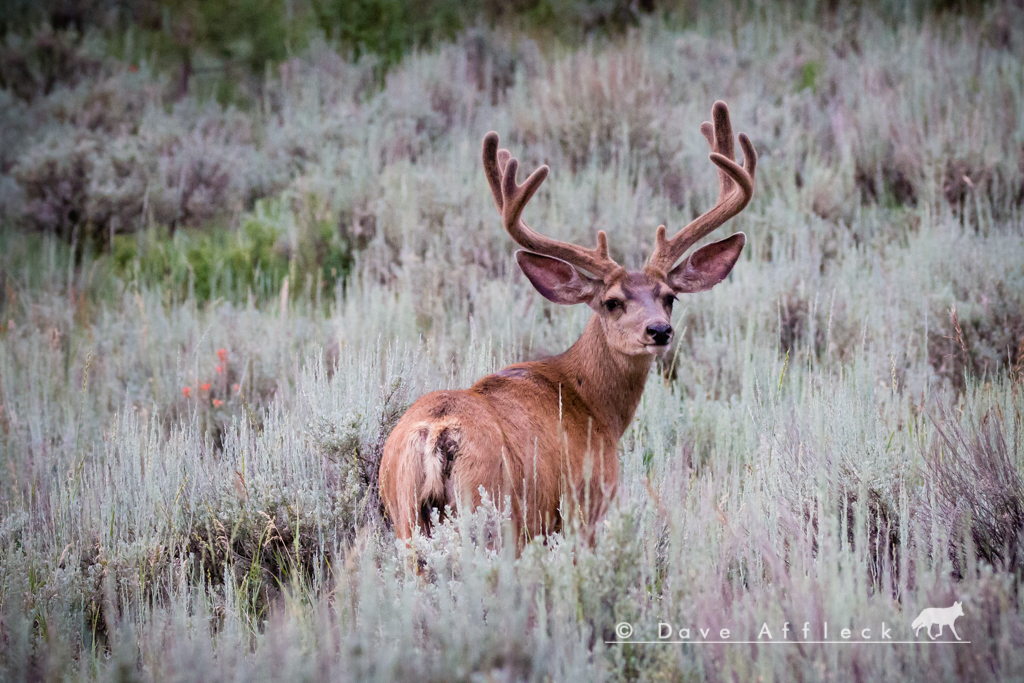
2, 3, 1024, 681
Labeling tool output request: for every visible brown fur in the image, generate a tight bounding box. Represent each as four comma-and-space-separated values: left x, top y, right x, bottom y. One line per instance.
379, 101, 757, 546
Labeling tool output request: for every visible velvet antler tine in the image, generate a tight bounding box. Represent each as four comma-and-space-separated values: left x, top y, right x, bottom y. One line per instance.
518, 166, 550, 213
709, 153, 753, 198
711, 100, 735, 162
700, 121, 715, 149
739, 133, 757, 177
502, 157, 520, 205
502, 159, 549, 230
711, 101, 737, 195
483, 132, 504, 213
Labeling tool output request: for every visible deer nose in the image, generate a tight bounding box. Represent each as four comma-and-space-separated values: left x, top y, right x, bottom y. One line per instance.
646, 322, 673, 346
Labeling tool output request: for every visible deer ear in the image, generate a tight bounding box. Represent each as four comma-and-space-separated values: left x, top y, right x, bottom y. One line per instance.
666, 233, 746, 293
516, 251, 600, 305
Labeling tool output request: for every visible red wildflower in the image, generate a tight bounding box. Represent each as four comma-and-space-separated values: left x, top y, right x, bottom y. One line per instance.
232, 384, 240, 393
182, 387, 191, 398
212, 399, 223, 407
200, 383, 211, 392
216, 365, 223, 373
217, 348, 228, 362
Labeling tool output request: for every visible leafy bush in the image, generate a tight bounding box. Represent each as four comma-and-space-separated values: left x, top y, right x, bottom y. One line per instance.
0, 24, 105, 100
110, 200, 354, 302
313, 0, 466, 73
10, 93, 285, 243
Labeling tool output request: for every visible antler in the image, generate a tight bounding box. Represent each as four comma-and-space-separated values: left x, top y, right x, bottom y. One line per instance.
647, 101, 757, 272
483, 132, 621, 280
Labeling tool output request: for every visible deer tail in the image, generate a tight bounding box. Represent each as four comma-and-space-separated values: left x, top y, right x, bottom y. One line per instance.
413, 423, 461, 529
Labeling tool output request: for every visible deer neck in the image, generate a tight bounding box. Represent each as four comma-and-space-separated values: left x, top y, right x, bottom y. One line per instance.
553, 315, 654, 440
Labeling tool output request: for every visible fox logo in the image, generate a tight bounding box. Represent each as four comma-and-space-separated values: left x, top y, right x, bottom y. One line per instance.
912, 601, 964, 640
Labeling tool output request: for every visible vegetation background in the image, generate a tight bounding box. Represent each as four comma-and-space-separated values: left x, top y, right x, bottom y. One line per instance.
1, 0, 1023, 680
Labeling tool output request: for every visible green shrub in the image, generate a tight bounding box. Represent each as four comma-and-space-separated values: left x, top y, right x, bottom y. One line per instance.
112, 225, 282, 302
313, 0, 466, 74
111, 200, 355, 303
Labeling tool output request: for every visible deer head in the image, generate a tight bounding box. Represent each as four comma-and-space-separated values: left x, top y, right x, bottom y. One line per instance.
482, 100, 756, 357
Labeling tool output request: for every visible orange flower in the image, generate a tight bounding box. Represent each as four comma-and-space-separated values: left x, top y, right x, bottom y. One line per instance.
182, 387, 191, 398
212, 399, 223, 407
217, 348, 228, 362
200, 383, 211, 392
216, 365, 223, 373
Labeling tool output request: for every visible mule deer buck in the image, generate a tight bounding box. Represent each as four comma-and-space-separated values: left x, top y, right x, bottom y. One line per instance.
379, 101, 756, 545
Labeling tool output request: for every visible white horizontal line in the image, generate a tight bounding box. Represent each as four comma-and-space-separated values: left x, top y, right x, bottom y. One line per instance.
607, 640, 972, 645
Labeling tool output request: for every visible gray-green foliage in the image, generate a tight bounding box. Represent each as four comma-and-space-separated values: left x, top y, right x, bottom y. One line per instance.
2, 4, 1024, 682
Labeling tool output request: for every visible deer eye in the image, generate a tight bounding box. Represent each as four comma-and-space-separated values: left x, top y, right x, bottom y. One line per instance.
663, 294, 677, 310
604, 299, 623, 313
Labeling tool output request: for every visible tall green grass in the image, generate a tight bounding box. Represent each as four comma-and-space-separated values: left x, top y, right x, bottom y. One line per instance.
2, 4, 1024, 681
